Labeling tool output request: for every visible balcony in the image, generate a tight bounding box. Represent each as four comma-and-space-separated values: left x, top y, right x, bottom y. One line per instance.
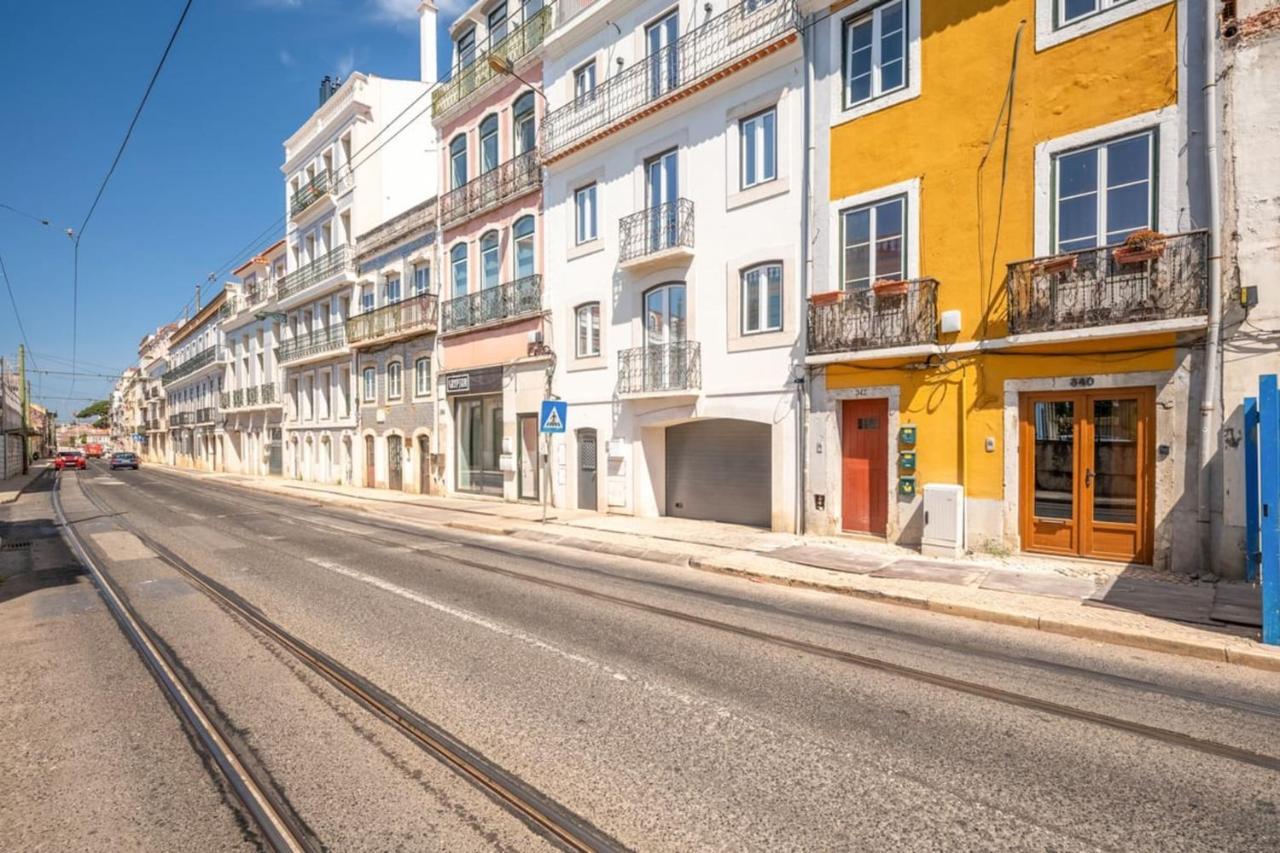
347, 293, 439, 346
441, 275, 542, 334
616, 341, 702, 397
278, 326, 348, 365
433, 5, 553, 119
161, 346, 223, 386
289, 171, 331, 218
245, 385, 259, 406
439, 150, 541, 230
260, 382, 277, 405
195, 407, 219, 425
1005, 231, 1209, 336
170, 412, 194, 427
807, 279, 939, 356
619, 199, 694, 268
541, 0, 797, 160
277, 245, 354, 304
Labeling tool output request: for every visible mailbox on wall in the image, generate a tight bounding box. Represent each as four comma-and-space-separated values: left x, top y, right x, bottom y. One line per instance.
899, 450, 916, 471
898, 476, 916, 498
899, 425, 917, 446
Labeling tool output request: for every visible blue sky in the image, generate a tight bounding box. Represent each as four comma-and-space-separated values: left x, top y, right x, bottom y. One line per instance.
0, 0, 462, 420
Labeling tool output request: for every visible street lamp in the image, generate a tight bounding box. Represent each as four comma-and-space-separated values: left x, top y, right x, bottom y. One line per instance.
486, 54, 547, 101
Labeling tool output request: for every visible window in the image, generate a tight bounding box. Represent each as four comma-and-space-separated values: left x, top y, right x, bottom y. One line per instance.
383, 275, 401, 304
1058, 0, 1133, 27
513, 215, 535, 278
413, 263, 430, 295
415, 357, 431, 396
487, 1, 508, 44
387, 362, 403, 399
1053, 130, 1154, 253
741, 263, 783, 334
455, 28, 476, 69
450, 244, 468, 297
362, 367, 376, 402
740, 108, 777, 189
573, 61, 596, 102
843, 0, 906, 108
479, 114, 499, 173
513, 92, 536, 155
840, 194, 905, 290
575, 303, 601, 357
450, 135, 468, 189
360, 286, 374, 313
574, 184, 598, 244
480, 231, 501, 288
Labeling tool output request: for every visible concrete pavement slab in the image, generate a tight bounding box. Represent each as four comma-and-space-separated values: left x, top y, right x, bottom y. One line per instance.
873, 559, 986, 586
765, 544, 889, 575
980, 568, 1098, 600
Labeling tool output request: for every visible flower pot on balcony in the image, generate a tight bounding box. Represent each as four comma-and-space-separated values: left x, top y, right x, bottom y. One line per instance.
1112, 229, 1166, 265
872, 279, 910, 297
810, 290, 844, 307
1034, 254, 1078, 275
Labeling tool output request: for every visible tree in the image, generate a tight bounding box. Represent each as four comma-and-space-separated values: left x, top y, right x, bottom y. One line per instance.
74, 399, 111, 430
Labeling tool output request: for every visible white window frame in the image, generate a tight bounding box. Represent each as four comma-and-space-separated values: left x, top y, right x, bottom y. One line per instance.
573, 60, 596, 103
1035, 0, 1169, 50
1051, 129, 1156, 253
839, 194, 908, 290
826, 177, 921, 296
386, 361, 403, 400
740, 262, 784, 335
414, 357, 431, 397
739, 107, 777, 190
575, 303, 600, 357
574, 183, 598, 244
383, 274, 402, 305
412, 263, 430, 296
842, 0, 907, 109
361, 366, 376, 403
830, 0, 921, 127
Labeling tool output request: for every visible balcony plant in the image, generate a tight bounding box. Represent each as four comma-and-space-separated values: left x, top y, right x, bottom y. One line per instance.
1033, 253, 1078, 275
1112, 229, 1167, 265
810, 290, 844, 307
871, 278, 910, 297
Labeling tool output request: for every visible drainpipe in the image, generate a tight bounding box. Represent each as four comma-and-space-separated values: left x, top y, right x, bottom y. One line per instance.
796, 9, 814, 536
1197, 6, 1223, 573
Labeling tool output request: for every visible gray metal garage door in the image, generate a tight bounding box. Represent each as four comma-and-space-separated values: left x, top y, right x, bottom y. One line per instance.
665, 419, 771, 527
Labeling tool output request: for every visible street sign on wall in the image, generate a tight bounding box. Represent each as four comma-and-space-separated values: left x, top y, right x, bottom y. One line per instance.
540, 400, 567, 434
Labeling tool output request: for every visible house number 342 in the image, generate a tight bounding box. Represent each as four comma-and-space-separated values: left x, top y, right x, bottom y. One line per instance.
1069, 376, 1096, 388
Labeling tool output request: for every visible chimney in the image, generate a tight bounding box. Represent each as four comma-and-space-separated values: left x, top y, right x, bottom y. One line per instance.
319, 75, 332, 107
419, 1, 439, 86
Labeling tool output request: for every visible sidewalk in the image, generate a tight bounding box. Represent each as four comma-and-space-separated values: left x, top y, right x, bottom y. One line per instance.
151, 462, 1280, 672
0, 463, 49, 505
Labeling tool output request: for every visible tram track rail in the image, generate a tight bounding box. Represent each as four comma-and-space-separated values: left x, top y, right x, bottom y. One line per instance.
94, 465, 1280, 774
69, 470, 627, 853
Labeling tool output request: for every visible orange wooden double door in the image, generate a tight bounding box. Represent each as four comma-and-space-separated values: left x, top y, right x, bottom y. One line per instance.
1019, 388, 1154, 564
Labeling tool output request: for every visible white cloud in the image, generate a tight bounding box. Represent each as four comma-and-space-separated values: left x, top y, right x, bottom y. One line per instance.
278, 48, 296, 67
369, 0, 419, 22
336, 49, 356, 79
255, 0, 303, 8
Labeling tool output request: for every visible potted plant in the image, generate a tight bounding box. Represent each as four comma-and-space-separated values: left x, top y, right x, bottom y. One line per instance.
1113, 229, 1167, 264
872, 278, 910, 297
810, 290, 844, 307
1034, 254, 1078, 275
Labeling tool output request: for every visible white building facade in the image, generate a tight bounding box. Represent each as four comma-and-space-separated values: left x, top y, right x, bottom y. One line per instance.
162, 293, 228, 470
277, 57, 438, 485
220, 240, 288, 477
540, 0, 804, 529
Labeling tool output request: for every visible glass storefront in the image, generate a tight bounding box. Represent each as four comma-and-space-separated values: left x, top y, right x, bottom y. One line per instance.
456, 395, 503, 495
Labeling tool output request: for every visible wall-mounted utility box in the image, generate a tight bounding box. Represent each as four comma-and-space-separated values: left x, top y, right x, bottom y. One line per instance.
899, 425, 917, 446
921, 483, 965, 557
898, 476, 916, 498
899, 450, 916, 471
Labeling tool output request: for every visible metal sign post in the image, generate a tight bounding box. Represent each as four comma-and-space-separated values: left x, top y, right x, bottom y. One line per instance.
1258, 375, 1279, 646
539, 400, 567, 525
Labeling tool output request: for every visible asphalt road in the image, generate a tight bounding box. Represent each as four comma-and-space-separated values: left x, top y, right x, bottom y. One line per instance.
8, 462, 1280, 850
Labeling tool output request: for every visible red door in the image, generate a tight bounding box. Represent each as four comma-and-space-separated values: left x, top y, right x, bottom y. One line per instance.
842, 398, 888, 535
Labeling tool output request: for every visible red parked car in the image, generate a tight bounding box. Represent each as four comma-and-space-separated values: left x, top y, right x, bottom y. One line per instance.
54, 450, 87, 471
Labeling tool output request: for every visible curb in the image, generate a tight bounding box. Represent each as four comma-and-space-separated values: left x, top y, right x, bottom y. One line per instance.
1, 467, 49, 505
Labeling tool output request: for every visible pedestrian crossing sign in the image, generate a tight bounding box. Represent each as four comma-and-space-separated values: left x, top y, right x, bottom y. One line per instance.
539, 400, 567, 434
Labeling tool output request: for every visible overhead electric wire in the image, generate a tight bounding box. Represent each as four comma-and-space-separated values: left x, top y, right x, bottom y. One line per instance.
0, 248, 38, 371
0, 202, 53, 226
70, 0, 195, 397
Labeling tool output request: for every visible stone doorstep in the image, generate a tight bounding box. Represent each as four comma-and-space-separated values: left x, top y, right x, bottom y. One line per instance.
147, 462, 1280, 672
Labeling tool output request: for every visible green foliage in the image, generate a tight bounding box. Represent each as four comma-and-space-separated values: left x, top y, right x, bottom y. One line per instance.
75, 399, 110, 420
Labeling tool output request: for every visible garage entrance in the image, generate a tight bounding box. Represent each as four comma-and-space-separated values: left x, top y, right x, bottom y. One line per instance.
665, 419, 771, 527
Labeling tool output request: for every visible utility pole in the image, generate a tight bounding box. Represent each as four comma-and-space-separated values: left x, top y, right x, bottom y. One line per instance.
18, 344, 28, 474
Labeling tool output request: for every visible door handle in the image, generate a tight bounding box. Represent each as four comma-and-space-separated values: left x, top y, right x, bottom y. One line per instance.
1085, 468, 1095, 488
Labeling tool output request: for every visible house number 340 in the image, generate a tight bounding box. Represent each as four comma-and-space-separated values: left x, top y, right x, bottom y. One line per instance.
1069, 376, 1096, 388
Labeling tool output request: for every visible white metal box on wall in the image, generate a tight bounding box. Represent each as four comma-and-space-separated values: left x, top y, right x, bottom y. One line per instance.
921, 484, 965, 558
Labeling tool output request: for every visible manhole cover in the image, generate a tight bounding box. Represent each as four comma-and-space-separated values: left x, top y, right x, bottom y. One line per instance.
1, 541, 33, 551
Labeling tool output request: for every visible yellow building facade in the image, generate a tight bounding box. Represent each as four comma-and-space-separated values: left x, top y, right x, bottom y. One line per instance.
804, 0, 1213, 572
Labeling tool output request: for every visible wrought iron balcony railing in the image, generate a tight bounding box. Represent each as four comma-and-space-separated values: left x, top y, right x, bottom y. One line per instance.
346, 293, 439, 346
619, 199, 694, 263
807, 279, 939, 355
441, 275, 542, 333
433, 5, 553, 118
260, 382, 277, 405
289, 171, 331, 217
278, 325, 348, 364
219, 391, 230, 409
233, 389, 245, 408
541, 0, 797, 158
439, 150, 541, 229
277, 245, 354, 302
170, 412, 194, 427
617, 341, 702, 396
195, 407, 218, 424
245, 385, 259, 406
161, 346, 222, 386
1005, 231, 1209, 336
